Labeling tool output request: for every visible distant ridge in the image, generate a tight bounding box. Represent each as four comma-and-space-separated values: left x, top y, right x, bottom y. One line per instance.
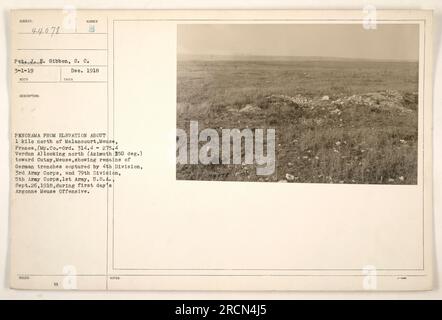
178, 54, 418, 63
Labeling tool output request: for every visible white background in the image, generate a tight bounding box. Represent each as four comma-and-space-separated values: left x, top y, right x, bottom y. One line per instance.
0, 0, 441, 299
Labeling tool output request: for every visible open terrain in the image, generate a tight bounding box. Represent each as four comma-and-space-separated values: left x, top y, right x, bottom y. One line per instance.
176, 59, 418, 184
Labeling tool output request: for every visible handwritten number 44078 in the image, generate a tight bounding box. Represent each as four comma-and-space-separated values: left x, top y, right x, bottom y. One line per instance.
31, 26, 60, 37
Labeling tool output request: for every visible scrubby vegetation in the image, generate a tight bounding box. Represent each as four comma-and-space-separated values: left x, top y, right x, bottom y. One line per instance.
177, 60, 418, 184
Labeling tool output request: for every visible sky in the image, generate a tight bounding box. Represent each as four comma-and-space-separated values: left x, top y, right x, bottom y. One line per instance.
178, 24, 419, 61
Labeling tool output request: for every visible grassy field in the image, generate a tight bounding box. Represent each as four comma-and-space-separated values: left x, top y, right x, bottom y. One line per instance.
176, 59, 418, 184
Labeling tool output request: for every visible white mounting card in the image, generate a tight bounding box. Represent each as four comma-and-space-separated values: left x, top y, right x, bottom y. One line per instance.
9, 9, 433, 291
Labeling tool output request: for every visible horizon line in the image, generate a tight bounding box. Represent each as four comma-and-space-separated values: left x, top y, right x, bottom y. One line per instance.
177, 53, 418, 63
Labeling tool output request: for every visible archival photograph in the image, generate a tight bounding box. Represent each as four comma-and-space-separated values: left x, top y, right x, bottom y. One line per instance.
176, 24, 419, 184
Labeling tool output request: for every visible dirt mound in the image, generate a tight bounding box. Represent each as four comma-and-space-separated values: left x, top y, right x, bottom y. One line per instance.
331, 90, 416, 113
262, 90, 416, 114
266, 94, 312, 108
239, 104, 262, 113
181, 90, 416, 118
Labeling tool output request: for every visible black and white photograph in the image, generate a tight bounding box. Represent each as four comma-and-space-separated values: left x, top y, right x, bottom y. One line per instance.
4, 7, 436, 296
176, 24, 419, 184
